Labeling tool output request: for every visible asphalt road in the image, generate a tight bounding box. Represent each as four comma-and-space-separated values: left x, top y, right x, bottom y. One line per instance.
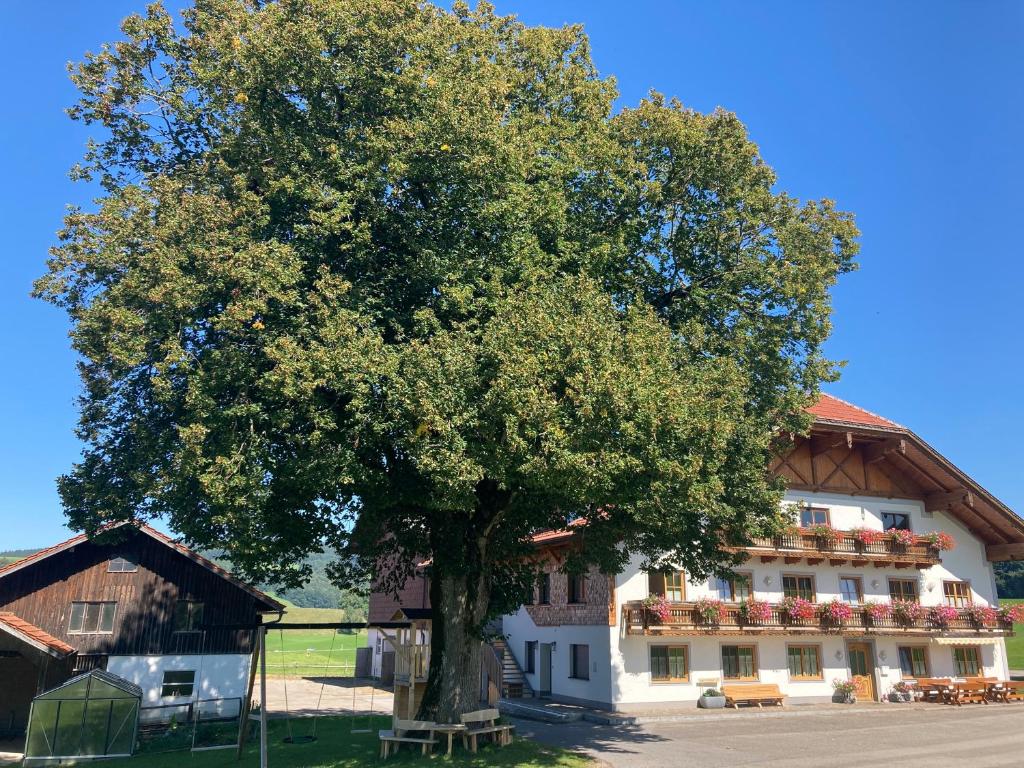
513, 704, 1024, 768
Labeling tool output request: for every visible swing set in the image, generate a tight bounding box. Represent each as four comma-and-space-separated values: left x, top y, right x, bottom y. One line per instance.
234, 620, 412, 767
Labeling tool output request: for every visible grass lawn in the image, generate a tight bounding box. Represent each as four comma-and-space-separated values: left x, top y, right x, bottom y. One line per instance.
263, 624, 367, 679
109, 717, 592, 768
1002, 598, 1024, 669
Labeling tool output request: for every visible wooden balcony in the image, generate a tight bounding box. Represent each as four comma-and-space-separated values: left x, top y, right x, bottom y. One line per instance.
730, 531, 941, 569
622, 601, 1015, 638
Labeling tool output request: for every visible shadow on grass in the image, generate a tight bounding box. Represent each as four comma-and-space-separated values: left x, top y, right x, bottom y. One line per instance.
103, 716, 597, 768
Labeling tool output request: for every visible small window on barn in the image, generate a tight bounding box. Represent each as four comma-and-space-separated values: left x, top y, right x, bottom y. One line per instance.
569, 644, 590, 680
174, 601, 205, 632
107, 556, 137, 573
68, 602, 117, 634
568, 574, 586, 604
161, 670, 196, 698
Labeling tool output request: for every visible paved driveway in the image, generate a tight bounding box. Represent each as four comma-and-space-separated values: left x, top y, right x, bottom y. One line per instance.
513, 704, 1024, 768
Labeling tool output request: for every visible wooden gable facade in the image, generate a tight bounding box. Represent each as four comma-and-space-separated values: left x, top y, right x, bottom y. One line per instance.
0, 525, 282, 663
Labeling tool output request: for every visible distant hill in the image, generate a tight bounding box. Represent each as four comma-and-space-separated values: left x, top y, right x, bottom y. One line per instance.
0, 545, 367, 618
996, 561, 1024, 599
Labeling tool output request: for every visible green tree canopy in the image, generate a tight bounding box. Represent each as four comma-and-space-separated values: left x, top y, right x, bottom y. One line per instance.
37, 0, 857, 720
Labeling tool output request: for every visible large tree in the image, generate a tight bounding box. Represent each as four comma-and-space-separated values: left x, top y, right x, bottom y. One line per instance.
37, 0, 857, 721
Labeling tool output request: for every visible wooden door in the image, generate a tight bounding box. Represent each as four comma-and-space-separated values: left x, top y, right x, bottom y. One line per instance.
539, 643, 552, 698
847, 643, 875, 700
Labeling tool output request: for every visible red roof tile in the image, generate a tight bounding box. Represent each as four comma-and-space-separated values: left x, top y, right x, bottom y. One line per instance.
808, 393, 902, 430
0, 612, 76, 657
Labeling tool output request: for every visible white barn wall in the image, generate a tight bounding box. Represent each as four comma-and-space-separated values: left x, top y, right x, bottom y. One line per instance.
106, 653, 251, 709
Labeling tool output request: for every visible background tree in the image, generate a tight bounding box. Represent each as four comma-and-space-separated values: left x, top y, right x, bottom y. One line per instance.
36, 0, 857, 721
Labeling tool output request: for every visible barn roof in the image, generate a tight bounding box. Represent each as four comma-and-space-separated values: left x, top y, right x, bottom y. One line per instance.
0, 611, 76, 657
0, 523, 284, 612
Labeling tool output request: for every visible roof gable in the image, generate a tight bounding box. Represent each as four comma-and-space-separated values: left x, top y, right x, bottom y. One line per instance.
0, 523, 283, 612
808, 394, 902, 430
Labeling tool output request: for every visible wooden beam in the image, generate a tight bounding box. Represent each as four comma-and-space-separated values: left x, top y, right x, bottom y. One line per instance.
986, 543, 1024, 562
811, 432, 853, 454
925, 489, 974, 511
863, 438, 906, 465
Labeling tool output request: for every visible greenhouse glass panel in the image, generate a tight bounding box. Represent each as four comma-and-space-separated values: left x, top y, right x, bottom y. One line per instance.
52, 700, 85, 757
24, 701, 59, 758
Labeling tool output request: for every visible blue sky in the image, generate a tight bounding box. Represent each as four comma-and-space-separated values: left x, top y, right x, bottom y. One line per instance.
2, 1, 1022, 549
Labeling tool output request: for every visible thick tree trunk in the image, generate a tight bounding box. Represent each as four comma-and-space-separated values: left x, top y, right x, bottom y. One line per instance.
416, 570, 488, 723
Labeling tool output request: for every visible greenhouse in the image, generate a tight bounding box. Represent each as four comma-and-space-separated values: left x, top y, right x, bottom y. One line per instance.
23, 669, 141, 763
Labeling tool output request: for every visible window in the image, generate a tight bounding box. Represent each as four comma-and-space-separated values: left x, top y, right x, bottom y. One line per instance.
161, 670, 195, 698
525, 641, 537, 674
882, 512, 911, 531
524, 582, 535, 606
107, 556, 137, 573
664, 571, 685, 602
721, 645, 758, 680
716, 573, 752, 602
68, 602, 116, 634
839, 577, 863, 605
569, 644, 590, 680
943, 581, 972, 609
898, 646, 929, 678
538, 573, 551, 605
787, 645, 822, 680
952, 646, 981, 677
173, 601, 205, 632
568, 574, 586, 604
782, 575, 816, 601
889, 579, 919, 603
650, 645, 689, 683
800, 507, 830, 527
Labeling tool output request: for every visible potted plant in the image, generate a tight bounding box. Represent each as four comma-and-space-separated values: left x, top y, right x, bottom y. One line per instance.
641, 594, 672, 624
886, 527, 915, 551
739, 598, 773, 625
891, 599, 925, 626
779, 596, 817, 622
809, 523, 840, 547
849, 527, 884, 550
832, 679, 857, 704
864, 600, 892, 624
819, 598, 854, 626
922, 531, 955, 551
999, 604, 1024, 623
888, 681, 913, 703
966, 605, 999, 627
698, 688, 726, 709
928, 605, 959, 628
693, 597, 726, 625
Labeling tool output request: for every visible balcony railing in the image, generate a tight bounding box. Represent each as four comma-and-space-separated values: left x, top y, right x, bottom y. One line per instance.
731, 530, 941, 568
622, 601, 1014, 637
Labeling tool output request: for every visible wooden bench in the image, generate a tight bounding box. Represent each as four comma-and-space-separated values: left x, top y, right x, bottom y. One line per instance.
913, 677, 952, 703
722, 684, 784, 709
946, 683, 989, 706
1003, 681, 1024, 702
460, 708, 514, 753
378, 719, 438, 758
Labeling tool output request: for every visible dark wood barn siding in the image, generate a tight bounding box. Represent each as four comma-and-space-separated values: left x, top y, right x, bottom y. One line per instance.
0, 533, 261, 656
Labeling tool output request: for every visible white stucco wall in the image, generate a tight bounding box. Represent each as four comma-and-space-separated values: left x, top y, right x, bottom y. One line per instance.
502, 607, 613, 707
106, 653, 251, 711
604, 490, 1009, 708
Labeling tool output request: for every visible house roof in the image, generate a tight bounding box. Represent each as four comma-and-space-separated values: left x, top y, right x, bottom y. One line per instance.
807, 393, 903, 430
526, 393, 1024, 556
0, 523, 284, 613
0, 612, 76, 658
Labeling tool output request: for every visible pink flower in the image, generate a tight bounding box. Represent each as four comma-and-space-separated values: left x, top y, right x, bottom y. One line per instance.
850, 527, 884, 546
923, 531, 955, 551
864, 601, 892, 621
642, 595, 672, 623
780, 596, 817, 620
819, 599, 853, 623
928, 605, 959, 627
693, 597, 726, 624
740, 598, 772, 623
999, 604, 1024, 623
887, 528, 916, 546
966, 605, 999, 626
892, 599, 925, 624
